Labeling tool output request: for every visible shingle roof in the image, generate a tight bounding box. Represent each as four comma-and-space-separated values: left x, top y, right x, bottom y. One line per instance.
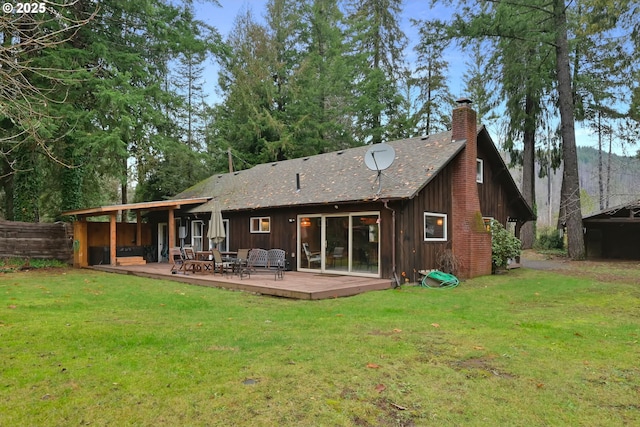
583, 198, 640, 220
175, 131, 465, 213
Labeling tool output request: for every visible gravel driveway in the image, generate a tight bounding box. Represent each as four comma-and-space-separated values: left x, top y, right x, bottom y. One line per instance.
520, 257, 570, 271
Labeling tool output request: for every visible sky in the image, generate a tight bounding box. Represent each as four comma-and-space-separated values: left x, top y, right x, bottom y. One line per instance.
192, 0, 625, 156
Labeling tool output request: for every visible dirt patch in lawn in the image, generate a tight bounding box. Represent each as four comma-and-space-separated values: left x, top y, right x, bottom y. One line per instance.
450, 356, 516, 380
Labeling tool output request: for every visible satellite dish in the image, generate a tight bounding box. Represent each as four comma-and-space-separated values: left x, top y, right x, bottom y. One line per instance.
364, 143, 396, 195
364, 143, 395, 171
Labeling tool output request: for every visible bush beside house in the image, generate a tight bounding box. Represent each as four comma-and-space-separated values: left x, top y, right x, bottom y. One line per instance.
491, 219, 522, 272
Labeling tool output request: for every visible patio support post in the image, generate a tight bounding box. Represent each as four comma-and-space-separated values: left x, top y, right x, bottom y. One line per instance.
168, 208, 175, 252
109, 212, 117, 265
136, 211, 142, 246
73, 219, 88, 268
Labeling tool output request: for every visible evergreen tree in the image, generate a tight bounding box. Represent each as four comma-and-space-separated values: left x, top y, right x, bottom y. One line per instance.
572, 0, 636, 209
411, 20, 454, 135
436, 0, 585, 258
462, 41, 499, 128
500, 16, 554, 249
440, 0, 638, 258
393, 66, 421, 139
1, 5, 93, 219
211, 0, 354, 168
213, 8, 278, 167
344, 0, 407, 144
286, 0, 356, 153
1, 1, 224, 220
260, 0, 305, 160
136, 1, 222, 200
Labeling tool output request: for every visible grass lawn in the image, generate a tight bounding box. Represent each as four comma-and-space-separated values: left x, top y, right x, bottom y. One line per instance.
1, 264, 639, 426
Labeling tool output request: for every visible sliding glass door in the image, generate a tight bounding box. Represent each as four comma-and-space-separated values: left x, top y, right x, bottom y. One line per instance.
298, 212, 379, 277
351, 214, 379, 274
325, 216, 349, 272
299, 215, 322, 271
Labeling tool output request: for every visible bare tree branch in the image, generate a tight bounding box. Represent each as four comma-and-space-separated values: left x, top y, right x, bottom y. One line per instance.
0, 1, 98, 171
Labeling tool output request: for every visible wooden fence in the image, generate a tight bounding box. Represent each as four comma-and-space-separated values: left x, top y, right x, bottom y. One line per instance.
0, 220, 74, 262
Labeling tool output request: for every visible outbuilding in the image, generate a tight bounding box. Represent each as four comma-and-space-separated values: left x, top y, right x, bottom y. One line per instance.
583, 199, 640, 259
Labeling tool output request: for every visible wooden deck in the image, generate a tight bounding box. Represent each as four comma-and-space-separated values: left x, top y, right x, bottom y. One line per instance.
91, 263, 394, 300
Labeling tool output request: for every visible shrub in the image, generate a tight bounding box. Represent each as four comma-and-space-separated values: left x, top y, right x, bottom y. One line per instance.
490, 219, 521, 272
535, 227, 564, 250
436, 248, 462, 276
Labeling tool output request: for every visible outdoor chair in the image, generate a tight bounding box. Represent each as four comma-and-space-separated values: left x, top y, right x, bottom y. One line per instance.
357, 247, 370, 270
212, 248, 233, 276
267, 248, 286, 279
235, 248, 250, 272
183, 246, 196, 260
169, 247, 186, 273
241, 248, 284, 280
245, 248, 268, 269
331, 246, 344, 267
302, 242, 321, 269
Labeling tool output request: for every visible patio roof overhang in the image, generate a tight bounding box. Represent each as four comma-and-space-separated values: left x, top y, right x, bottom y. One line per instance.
62, 197, 211, 218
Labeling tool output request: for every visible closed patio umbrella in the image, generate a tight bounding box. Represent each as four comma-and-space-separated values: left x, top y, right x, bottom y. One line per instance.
207, 200, 226, 248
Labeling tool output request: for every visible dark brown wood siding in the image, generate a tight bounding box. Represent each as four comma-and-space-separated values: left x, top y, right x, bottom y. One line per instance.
225, 209, 297, 255
394, 163, 454, 282
198, 202, 392, 276
477, 140, 515, 225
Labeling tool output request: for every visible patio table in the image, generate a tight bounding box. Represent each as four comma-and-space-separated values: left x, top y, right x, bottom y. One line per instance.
217, 251, 237, 271
196, 250, 213, 260
219, 251, 237, 258
192, 251, 214, 272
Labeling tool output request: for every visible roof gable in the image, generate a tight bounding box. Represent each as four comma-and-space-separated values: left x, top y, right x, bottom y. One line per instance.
477, 126, 536, 221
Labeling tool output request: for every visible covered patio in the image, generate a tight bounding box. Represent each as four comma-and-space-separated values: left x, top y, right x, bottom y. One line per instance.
63, 198, 210, 267
91, 263, 394, 300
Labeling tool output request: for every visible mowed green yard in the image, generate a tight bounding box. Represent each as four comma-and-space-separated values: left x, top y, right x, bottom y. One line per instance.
1, 262, 639, 426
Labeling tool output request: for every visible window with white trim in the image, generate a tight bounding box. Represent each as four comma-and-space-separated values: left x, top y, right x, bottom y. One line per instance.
424, 212, 447, 241
483, 216, 494, 232
192, 220, 204, 252
476, 158, 484, 183
250, 217, 271, 233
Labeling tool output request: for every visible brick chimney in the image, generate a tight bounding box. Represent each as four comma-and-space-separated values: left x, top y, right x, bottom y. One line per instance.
450, 98, 492, 278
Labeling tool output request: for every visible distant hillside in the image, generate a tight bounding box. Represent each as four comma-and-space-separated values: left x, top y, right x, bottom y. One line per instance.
507, 146, 640, 227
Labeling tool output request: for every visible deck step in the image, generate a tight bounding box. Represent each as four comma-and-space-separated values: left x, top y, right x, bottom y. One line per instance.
116, 256, 146, 266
